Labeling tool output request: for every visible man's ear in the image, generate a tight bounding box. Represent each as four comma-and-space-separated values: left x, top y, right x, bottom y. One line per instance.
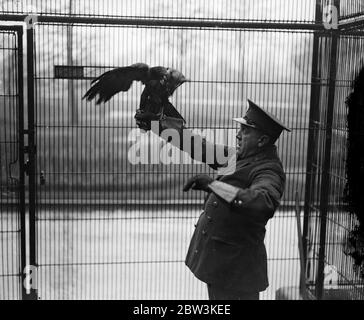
258, 135, 271, 147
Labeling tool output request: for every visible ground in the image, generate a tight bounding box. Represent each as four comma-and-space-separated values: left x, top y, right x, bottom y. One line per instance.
1, 208, 300, 300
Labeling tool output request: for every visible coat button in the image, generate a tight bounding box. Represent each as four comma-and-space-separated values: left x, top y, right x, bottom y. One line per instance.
202, 230, 207, 236
207, 216, 212, 222
212, 201, 218, 207
195, 249, 199, 254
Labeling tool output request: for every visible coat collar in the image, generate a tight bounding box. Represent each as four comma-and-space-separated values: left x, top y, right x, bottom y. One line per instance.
236, 144, 279, 169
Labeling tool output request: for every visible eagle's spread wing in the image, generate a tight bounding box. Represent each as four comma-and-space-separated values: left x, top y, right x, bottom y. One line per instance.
83, 63, 150, 104
84, 63, 188, 126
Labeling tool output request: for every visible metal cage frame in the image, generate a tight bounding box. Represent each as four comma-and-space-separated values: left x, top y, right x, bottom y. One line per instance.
1, 0, 364, 300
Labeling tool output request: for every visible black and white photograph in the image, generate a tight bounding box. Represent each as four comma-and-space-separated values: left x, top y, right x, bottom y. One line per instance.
1, 0, 364, 309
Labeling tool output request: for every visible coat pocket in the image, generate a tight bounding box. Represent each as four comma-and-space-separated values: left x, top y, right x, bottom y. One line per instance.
209, 236, 246, 268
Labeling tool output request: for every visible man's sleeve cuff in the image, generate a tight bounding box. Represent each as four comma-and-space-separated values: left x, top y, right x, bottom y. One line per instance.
208, 180, 240, 203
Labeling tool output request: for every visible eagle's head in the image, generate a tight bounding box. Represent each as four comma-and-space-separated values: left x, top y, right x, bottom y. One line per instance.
165, 68, 189, 96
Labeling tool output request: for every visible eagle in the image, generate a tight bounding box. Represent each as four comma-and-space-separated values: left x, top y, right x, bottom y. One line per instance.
83, 63, 189, 129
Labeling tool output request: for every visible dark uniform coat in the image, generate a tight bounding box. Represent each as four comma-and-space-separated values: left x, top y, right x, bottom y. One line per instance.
158, 117, 286, 293
185, 145, 286, 293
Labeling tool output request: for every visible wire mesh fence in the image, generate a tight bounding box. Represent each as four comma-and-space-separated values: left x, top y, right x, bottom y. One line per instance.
340, 0, 364, 20
305, 33, 364, 300
0, 28, 24, 300
30, 22, 313, 299
1, 0, 318, 23
1, 0, 364, 300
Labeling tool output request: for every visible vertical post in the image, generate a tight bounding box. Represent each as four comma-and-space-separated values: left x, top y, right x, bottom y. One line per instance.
26, 26, 38, 300
295, 192, 309, 299
316, 0, 340, 300
67, 0, 78, 124
16, 26, 27, 300
302, 0, 323, 276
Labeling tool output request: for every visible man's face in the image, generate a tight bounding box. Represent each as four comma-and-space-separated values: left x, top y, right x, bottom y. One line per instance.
236, 125, 264, 159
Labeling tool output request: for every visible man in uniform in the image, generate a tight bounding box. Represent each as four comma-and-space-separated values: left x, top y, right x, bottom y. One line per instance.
135, 99, 291, 300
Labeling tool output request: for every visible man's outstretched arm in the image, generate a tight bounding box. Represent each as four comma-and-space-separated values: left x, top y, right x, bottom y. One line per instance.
135, 111, 235, 170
